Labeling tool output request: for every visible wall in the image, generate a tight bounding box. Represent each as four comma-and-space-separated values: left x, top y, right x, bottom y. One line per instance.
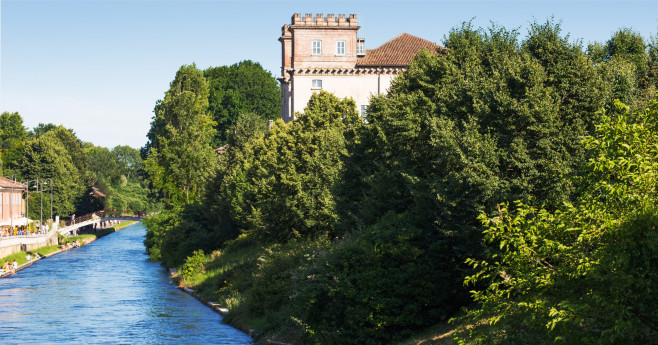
0, 226, 59, 258
291, 72, 399, 117
0, 190, 25, 227
292, 28, 358, 69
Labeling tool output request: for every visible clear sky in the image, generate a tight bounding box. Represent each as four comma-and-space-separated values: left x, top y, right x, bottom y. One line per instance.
1, 0, 657, 149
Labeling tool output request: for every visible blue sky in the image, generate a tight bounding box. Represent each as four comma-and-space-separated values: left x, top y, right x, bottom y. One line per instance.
1, 0, 657, 149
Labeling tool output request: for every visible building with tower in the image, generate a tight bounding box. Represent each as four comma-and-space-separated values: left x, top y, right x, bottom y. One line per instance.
278, 13, 439, 122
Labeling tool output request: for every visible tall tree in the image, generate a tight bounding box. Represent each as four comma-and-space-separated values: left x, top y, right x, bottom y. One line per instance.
0, 111, 28, 175
461, 97, 658, 345
17, 134, 84, 218
204, 60, 280, 146
111, 145, 142, 180
588, 28, 654, 110
143, 64, 218, 207
228, 91, 361, 242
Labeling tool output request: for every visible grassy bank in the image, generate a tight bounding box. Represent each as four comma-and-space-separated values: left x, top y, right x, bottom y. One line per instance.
170, 236, 266, 336
172, 235, 469, 345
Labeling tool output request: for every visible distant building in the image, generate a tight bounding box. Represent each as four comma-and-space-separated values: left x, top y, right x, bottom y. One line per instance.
0, 177, 27, 228
278, 13, 439, 122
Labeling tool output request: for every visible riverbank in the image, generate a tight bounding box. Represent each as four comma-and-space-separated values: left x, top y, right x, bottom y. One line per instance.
168, 235, 464, 345
170, 266, 288, 345
0, 220, 138, 278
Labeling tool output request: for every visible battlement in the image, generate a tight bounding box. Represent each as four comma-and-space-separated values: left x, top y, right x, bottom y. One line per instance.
291, 13, 358, 27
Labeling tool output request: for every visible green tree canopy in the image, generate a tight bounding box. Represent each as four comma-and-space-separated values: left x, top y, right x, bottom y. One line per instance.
204, 60, 280, 146
17, 134, 84, 218
461, 97, 658, 345
111, 145, 142, 180
588, 28, 655, 109
143, 63, 218, 207
228, 91, 361, 242
0, 111, 28, 175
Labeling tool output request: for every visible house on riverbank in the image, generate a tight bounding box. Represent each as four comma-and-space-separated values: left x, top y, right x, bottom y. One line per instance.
0, 177, 27, 229
278, 13, 440, 122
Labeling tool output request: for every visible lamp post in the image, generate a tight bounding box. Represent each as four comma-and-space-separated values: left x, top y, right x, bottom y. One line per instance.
31, 179, 44, 230
3, 175, 17, 230
42, 178, 53, 221
22, 179, 38, 228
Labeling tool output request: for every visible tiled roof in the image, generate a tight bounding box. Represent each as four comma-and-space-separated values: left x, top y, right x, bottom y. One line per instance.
0, 177, 26, 190
357, 33, 440, 67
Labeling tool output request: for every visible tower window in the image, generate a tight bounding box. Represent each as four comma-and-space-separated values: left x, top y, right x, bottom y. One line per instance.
312, 79, 323, 89
357, 41, 365, 56
312, 40, 322, 55
336, 41, 346, 56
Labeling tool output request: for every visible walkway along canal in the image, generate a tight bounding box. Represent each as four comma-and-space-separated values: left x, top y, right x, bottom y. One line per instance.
0, 222, 253, 344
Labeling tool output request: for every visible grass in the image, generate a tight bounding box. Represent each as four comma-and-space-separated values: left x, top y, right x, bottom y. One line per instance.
172, 235, 265, 332
168, 234, 481, 345
33, 245, 62, 257
1, 251, 32, 267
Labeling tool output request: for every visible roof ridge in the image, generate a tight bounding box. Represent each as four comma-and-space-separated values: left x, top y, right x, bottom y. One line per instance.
357, 32, 440, 67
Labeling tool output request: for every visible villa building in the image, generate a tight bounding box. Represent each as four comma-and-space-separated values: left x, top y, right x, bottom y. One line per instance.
278, 13, 439, 122
0, 177, 27, 228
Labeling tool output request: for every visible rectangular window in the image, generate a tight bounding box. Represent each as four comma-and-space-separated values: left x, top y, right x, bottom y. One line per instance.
312, 40, 322, 55
312, 79, 323, 89
336, 41, 346, 55
357, 42, 365, 56
360, 105, 367, 118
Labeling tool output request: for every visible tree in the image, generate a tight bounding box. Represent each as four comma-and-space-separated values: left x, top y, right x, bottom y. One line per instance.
111, 145, 142, 180
17, 134, 84, 218
31, 123, 58, 137
143, 64, 218, 207
461, 97, 658, 345
0, 111, 28, 175
330, 20, 607, 330
204, 60, 280, 146
588, 28, 654, 110
228, 91, 361, 242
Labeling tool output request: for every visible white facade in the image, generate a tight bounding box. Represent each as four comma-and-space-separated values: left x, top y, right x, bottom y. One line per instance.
291, 73, 397, 120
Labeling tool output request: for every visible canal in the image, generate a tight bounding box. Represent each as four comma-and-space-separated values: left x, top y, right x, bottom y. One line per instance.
0, 223, 253, 344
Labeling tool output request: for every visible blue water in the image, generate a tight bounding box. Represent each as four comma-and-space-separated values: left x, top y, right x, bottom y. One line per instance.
0, 223, 253, 344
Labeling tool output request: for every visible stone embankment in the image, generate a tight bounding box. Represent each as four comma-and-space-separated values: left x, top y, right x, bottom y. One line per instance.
0, 226, 59, 258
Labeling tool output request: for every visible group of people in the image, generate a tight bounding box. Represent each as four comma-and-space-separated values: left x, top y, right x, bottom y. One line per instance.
1, 252, 40, 276
59, 240, 81, 252
1, 223, 51, 237
2, 260, 18, 275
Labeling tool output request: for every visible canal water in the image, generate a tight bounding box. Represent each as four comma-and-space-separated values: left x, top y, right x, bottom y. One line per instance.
0, 223, 253, 344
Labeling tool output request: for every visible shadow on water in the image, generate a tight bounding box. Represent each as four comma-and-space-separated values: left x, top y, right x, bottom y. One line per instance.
0, 223, 254, 344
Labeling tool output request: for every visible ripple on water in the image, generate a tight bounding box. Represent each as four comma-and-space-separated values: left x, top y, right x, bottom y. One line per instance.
0, 223, 253, 344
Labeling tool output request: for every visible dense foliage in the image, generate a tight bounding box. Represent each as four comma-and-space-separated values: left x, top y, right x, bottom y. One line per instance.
0, 111, 158, 222
142, 21, 658, 345
460, 98, 658, 344
143, 64, 218, 207
204, 60, 281, 146
227, 91, 362, 242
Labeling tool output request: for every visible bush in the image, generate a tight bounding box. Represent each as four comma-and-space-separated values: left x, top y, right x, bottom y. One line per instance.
459, 98, 658, 344
180, 250, 208, 281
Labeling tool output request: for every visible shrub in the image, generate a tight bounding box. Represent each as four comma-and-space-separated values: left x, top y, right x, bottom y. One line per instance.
180, 250, 208, 281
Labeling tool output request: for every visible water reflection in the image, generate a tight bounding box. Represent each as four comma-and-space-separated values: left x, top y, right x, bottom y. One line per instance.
0, 223, 253, 344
